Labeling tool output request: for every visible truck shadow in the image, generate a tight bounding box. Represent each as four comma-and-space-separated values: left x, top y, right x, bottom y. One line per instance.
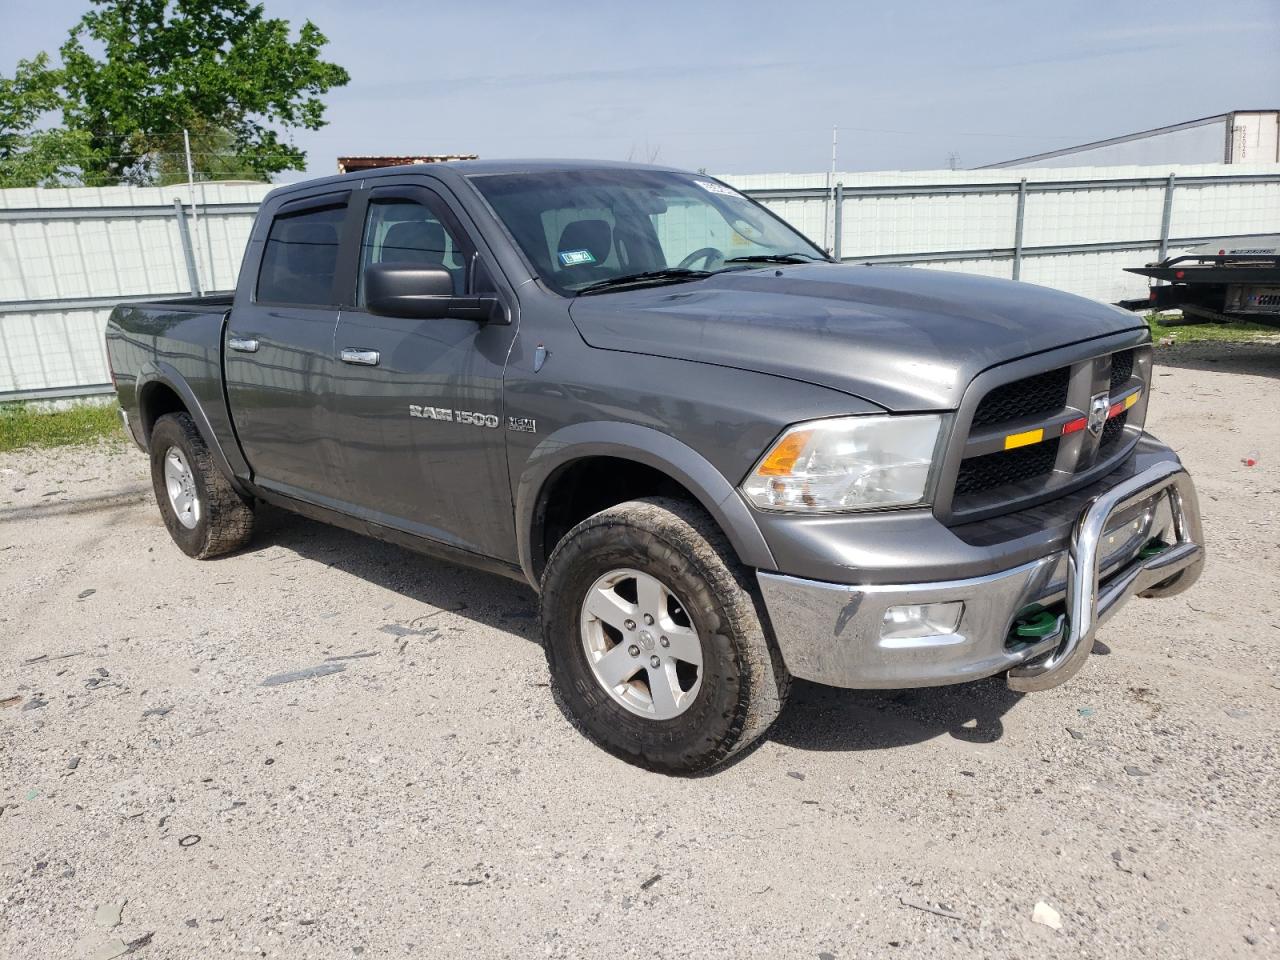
246, 506, 1024, 762
1152, 339, 1280, 380
765, 676, 1023, 753
249, 505, 543, 642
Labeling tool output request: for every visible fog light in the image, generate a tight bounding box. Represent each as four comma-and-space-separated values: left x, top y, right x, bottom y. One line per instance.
881, 601, 964, 640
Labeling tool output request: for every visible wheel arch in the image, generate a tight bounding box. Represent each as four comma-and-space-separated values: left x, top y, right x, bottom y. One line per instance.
137, 378, 187, 444
135, 364, 244, 495
515, 421, 776, 588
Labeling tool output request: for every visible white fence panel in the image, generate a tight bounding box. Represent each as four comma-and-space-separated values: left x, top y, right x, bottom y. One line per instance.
725, 162, 1280, 304
1170, 179, 1280, 238
1022, 184, 1166, 247
839, 192, 1016, 256
2, 163, 1278, 400
0, 182, 271, 399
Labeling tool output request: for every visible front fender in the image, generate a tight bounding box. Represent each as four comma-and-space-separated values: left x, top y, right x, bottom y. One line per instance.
514, 420, 777, 588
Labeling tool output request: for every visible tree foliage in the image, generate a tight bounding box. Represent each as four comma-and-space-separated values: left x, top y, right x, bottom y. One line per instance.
0, 54, 97, 187
0, 0, 349, 188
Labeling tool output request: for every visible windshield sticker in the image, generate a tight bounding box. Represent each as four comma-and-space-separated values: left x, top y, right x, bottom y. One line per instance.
559, 249, 596, 267
693, 180, 742, 198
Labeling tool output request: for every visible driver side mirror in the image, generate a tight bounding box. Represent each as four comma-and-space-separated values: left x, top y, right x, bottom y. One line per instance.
364, 263, 504, 323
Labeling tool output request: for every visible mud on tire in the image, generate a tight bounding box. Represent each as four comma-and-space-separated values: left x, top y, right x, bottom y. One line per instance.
539, 496, 789, 774
149, 412, 254, 559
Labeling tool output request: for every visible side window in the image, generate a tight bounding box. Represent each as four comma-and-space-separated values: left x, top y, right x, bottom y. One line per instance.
256, 205, 344, 306
358, 198, 469, 302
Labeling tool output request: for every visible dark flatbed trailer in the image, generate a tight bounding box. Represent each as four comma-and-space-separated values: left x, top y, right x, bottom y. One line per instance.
1123, 237, 1280, 328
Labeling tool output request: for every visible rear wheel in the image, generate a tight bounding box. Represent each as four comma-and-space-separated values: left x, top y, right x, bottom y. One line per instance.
540, 497, 789, 773
149, 412, 254, 558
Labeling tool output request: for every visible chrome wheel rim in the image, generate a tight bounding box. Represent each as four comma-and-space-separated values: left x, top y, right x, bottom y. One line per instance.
163, 447, 201, 530
579, 568, 703, 720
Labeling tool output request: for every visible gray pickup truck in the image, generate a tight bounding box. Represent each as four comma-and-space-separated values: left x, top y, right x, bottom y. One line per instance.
106, 160, 1205, 772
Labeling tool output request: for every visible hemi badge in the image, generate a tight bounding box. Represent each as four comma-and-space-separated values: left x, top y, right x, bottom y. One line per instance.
1005, 428, 1044, 450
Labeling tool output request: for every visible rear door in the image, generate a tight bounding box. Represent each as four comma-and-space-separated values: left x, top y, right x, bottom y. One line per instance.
329, 181, 520, 560
224, 190, 353, 506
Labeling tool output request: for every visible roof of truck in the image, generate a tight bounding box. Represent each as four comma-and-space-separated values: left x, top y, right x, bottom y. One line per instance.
265, 158, 692, 204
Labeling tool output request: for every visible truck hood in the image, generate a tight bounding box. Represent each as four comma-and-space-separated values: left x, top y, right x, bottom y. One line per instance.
568, 264, 1145, 411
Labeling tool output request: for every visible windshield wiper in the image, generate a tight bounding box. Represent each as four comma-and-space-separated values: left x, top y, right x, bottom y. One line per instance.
722, 253, 826, 264
575, 269, 712, 295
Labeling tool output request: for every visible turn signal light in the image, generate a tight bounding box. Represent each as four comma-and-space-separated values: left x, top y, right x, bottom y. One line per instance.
755, 429, 813, 476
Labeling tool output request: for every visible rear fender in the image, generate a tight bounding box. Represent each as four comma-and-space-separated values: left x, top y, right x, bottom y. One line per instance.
135, 363, 247, 496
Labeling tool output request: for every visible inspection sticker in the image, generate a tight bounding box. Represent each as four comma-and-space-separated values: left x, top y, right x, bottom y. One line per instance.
693, 180, 742, 198
558, 249, 596, 266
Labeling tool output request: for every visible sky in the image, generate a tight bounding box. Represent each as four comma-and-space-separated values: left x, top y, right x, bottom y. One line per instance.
2, 0, 1278, 181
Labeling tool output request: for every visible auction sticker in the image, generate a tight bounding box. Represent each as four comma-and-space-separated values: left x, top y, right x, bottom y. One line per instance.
693, 180, 742, 198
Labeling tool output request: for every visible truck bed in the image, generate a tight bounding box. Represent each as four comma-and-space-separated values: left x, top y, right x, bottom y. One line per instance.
135, 292, 236, 311
105, 295, 237, 450
1124, 241, 1280, 327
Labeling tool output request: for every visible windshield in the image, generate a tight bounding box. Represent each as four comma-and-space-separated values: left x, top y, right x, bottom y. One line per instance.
469, 168, 828, 295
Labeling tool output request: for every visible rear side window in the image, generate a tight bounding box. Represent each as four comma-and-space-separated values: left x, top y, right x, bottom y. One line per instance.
256, 205, 345, 305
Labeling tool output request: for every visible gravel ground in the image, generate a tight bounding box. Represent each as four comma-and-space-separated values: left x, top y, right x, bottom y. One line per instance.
2, 341, 1278, 960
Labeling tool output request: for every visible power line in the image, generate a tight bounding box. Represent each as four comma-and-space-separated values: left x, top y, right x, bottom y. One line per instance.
835, 125, 1089, 141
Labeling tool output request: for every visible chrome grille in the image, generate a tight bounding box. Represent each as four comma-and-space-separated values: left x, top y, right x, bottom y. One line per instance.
955, 439, 1060, 496
972, 367, 1071, 427
942, 344, 1150, 522
1109, 349, 1134, 390
1099, 409, 1128, 450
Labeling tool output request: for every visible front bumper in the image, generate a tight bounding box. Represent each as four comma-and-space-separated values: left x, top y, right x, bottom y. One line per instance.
756, 458, 1204, 691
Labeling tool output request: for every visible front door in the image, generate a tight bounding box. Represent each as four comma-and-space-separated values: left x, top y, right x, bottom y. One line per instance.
330, 182, 519, 561
225, 191, 350, 506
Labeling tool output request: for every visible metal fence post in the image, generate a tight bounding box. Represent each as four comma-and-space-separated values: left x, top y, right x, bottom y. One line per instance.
172, 198, 202, 295
833, 182, 844, 260
1011, 178, 1027, 281
1157, 172, 1177, 266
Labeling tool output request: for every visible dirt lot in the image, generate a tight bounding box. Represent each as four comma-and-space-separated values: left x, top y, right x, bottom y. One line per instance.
2, 341, 1278, 960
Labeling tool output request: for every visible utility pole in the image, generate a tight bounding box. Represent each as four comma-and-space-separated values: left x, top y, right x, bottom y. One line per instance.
823, 124, 838, 253
183, 129, 203, 295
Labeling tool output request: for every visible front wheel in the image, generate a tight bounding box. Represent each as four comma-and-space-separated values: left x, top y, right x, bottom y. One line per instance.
539, 497, 789, 773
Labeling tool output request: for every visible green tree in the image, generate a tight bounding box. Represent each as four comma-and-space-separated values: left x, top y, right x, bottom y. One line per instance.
0, 53, 98, 187
0, 0, 348, 188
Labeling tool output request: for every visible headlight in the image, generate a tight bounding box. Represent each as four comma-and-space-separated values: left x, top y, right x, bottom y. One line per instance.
741, 415, 943, 512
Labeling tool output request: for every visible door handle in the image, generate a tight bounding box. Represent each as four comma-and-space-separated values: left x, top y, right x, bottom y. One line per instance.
228, 337, 259, 353
340, 348, 380, 366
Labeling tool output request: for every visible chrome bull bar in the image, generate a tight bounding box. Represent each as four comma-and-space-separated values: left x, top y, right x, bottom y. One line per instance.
1006, 460, 1205, 693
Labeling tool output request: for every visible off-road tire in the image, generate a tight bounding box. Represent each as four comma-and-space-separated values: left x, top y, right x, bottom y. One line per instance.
540, 496, 790, 774
149, 412, 254, 559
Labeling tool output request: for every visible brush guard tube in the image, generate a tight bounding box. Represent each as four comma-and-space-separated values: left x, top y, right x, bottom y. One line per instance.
1006, 460, 1204, 693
